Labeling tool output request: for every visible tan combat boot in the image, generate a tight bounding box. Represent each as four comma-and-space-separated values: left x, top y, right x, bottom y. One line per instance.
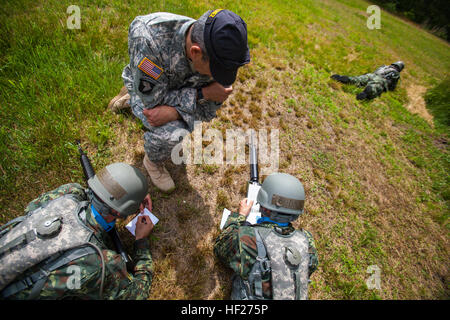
108, 86, 130, 112
143, 154, 175, 192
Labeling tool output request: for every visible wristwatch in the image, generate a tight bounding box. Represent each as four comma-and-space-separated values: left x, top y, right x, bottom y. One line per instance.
197, 87, 207, 104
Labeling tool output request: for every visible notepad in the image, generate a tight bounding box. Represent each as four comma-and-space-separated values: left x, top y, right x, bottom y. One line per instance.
126, 208, 159, 236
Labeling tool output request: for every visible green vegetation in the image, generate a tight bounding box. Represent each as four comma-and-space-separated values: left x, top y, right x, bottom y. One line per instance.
425, 78, 450, 130
0, 0, 448, 299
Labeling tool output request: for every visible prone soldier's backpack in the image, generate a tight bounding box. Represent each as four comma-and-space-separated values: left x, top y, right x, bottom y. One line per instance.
0, 194, 105, 299
231, 226, 310, 300
374, 65, 400, 90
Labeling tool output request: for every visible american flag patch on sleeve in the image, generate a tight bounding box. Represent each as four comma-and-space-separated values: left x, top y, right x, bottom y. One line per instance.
138, 57, 163, 80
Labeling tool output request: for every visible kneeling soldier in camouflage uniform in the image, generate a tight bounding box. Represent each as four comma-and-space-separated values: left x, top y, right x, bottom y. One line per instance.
0, 163, 153, 300
108, 9, 250, 192
214, 173, 319, 300
331, 61, 404, 100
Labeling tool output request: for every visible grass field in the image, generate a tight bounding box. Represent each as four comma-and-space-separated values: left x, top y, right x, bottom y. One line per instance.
0, 0, 449, 299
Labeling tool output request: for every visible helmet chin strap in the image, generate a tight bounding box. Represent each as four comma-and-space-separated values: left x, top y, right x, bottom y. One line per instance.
88, 189, 116, 219
259, 207, 295, 225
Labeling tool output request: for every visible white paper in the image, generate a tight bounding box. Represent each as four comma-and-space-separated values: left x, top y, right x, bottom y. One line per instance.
220, 183, 262, 229
220, 207, 261, 229
246, 183, 261, 225
220, 208, 231, 229
246, 209, 261, 225
247, 183, 261, 204
126, 208, 159, 236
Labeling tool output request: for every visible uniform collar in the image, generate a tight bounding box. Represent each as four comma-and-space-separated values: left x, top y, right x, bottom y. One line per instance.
171, 19, 196, 73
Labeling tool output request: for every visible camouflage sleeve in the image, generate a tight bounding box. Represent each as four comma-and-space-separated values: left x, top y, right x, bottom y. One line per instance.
213, 212, 244, 270
126, 36, 170, 109
102, 239, 153, 300
194, 100, 222, 123
363, 79, 387, 99
214, 212, 258, 279
24, 183, 87, 215
129, 238, 153, 297
31, 241, 151, 300
348, 74, 373, 87
386, 71, 400, 91
303, 230, 319, 276
163, 88, 197, 132
126, 23, 198, 132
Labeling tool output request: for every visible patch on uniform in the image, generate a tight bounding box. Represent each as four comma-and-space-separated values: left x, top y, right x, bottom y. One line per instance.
139, 79, 154, 94
138, 57, 163, 80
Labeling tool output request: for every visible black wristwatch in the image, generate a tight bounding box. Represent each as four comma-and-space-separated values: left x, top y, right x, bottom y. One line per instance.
197, 87, 206, 104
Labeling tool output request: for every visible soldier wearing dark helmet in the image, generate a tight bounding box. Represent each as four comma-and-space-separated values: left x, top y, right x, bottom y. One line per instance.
331, 61, 405, 100
214, 173, 319, 300
0, 163, 154, 300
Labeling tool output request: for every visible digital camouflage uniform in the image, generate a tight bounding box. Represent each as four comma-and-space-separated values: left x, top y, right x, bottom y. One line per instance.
214, 212, 318, 299
1, 183, 153, 300
122, 12, 222, 163
345, 64, 401, 99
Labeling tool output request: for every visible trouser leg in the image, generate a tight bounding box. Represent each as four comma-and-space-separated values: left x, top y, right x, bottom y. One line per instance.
347, 73, 376, 87
143, 120, 190, 163
362, 81, 385, 99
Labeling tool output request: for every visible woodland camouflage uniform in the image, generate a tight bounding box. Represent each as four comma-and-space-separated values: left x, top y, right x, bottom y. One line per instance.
332, 62, 403, 100
1, 183, 153, 300
214, 212, 319, 299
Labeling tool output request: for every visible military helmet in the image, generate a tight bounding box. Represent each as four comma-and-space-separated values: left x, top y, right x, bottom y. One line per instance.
257, 173, 305, 221
88, 163, 148, 216
391, 61, 404, 72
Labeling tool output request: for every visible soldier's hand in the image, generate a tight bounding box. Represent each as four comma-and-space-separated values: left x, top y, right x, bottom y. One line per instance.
331, 74, 350, 84
139, 194, 152, 212
135, 215, 154, 240
143, 105, 180, 127
239, 198, 253, 217
202, 82, 233, 103
356, 92, 368, 100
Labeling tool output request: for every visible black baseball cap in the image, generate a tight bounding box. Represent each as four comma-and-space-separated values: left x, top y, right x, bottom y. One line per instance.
203, 9, 251, 86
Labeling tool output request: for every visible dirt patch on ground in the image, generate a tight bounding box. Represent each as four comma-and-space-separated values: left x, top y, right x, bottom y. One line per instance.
405, 84, 434, 126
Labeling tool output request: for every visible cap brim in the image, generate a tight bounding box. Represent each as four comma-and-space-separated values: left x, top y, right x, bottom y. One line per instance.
210, 58, 238, 87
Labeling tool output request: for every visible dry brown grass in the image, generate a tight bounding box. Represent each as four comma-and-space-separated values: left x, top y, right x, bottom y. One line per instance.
1, 0, 448, 301
4, 49, 447, 301
405, 84, 434, 126
97, 47, 449, 300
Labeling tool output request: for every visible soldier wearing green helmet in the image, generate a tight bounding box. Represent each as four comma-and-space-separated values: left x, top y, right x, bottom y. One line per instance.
331, 61, 405, 100
0, 163, 154, 300
214, 173, 319, 300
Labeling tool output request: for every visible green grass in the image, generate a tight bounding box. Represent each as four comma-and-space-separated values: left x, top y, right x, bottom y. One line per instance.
425, 77, 450, 131
1, 0, 449, 299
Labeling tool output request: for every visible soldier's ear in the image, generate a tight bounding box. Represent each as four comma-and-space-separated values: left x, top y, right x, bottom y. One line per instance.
190, 44, 203, 60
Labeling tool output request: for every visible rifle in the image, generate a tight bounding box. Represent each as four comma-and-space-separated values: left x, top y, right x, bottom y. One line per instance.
246, 130, 261, 220
76, 141, 133, 271
219, 131, 262, 228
